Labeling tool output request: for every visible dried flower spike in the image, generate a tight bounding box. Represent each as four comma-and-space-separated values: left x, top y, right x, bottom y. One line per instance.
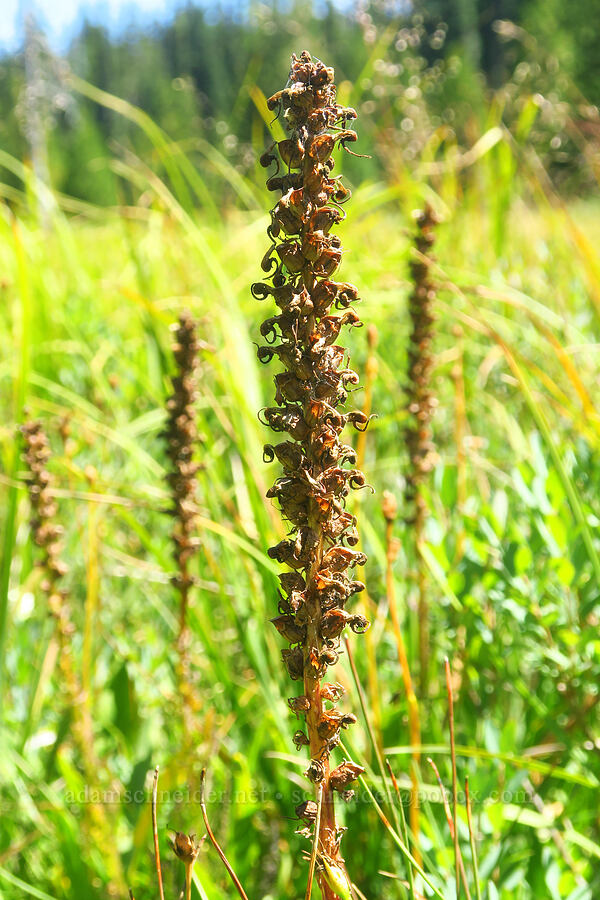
161, 310, 207, 733
253, 50, 370, 892
404, 204, 439, 694
21, 419, 123, 882
21, 420, 75, 687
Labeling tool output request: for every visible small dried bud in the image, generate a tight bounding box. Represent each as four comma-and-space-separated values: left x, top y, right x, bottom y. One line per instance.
169, 831, 202, 864
382, 490, 398, 523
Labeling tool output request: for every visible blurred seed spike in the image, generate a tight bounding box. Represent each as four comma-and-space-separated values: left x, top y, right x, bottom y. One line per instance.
21, 420, 87, 747
20, 417, 123, 884
161, 310, 207, 737
253, 49, 370, 895
404, 204, 440, 696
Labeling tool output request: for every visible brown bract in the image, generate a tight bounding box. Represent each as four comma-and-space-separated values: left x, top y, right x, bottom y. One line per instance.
252, 49, 371, 887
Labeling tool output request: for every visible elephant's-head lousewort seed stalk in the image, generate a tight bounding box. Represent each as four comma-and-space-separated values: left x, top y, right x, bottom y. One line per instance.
404, 205, 439, 694
252, 51, 372, 895
161, 310, 207, 736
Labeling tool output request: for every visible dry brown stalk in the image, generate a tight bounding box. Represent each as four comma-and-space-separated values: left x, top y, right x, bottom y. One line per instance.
445, 657, 462, 900
404, 205, 439, 696
161, 310, 207, 734
152, 766, 165, 900
21, 420, 93, 753
253, 50, 371, 895
199, 768, 249, 900
20, 419, 123, 887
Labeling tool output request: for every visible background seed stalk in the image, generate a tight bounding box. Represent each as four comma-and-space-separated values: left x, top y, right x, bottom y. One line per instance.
404, 205, 439, 695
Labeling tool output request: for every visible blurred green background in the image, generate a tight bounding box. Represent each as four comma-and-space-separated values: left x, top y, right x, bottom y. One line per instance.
1, 2, 600, 900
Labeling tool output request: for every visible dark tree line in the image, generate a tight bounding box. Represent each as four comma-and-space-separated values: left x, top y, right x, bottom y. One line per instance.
0, 0, 596, 205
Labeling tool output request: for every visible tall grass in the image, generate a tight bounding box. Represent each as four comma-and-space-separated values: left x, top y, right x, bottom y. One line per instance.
0, 68, 600, 900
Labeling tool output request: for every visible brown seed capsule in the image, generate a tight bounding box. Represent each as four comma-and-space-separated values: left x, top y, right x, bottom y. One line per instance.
278, 138, 304, 169
170, 831, 202, 864
329, 761, 365, 792
305, 758, 326, 783
320, 608, 353, 640
282, 646, 304, 680
288, 695, 311, 716
271, 614, 306, 644
295, 800, 318, 825
293, 730, 310, 750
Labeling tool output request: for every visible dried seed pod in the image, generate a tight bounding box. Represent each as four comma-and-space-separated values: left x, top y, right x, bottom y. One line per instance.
282, 646, 305, 680
271, 614, 306, 644
288, 695, 311, 716
295, 800, 318, 825
329, 761, 365, 792
305, 758, 326, 783
404, 205, 440, 695
317, 711, 357, 741
293, 730, 311, 750
169, 831, 202, 865
320, 609, 353, 640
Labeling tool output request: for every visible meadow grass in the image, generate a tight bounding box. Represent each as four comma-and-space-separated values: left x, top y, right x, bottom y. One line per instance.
1, 95, 600, 900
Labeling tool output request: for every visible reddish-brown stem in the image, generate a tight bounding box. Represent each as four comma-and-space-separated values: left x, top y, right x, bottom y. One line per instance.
305, 783, 324, 900
200, 769, 250, 900
427, 757, 471, 900
304, 534, 339, 894
152, 766, 165, 900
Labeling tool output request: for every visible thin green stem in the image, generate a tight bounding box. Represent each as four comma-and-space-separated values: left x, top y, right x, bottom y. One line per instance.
465, 778, 482, 900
